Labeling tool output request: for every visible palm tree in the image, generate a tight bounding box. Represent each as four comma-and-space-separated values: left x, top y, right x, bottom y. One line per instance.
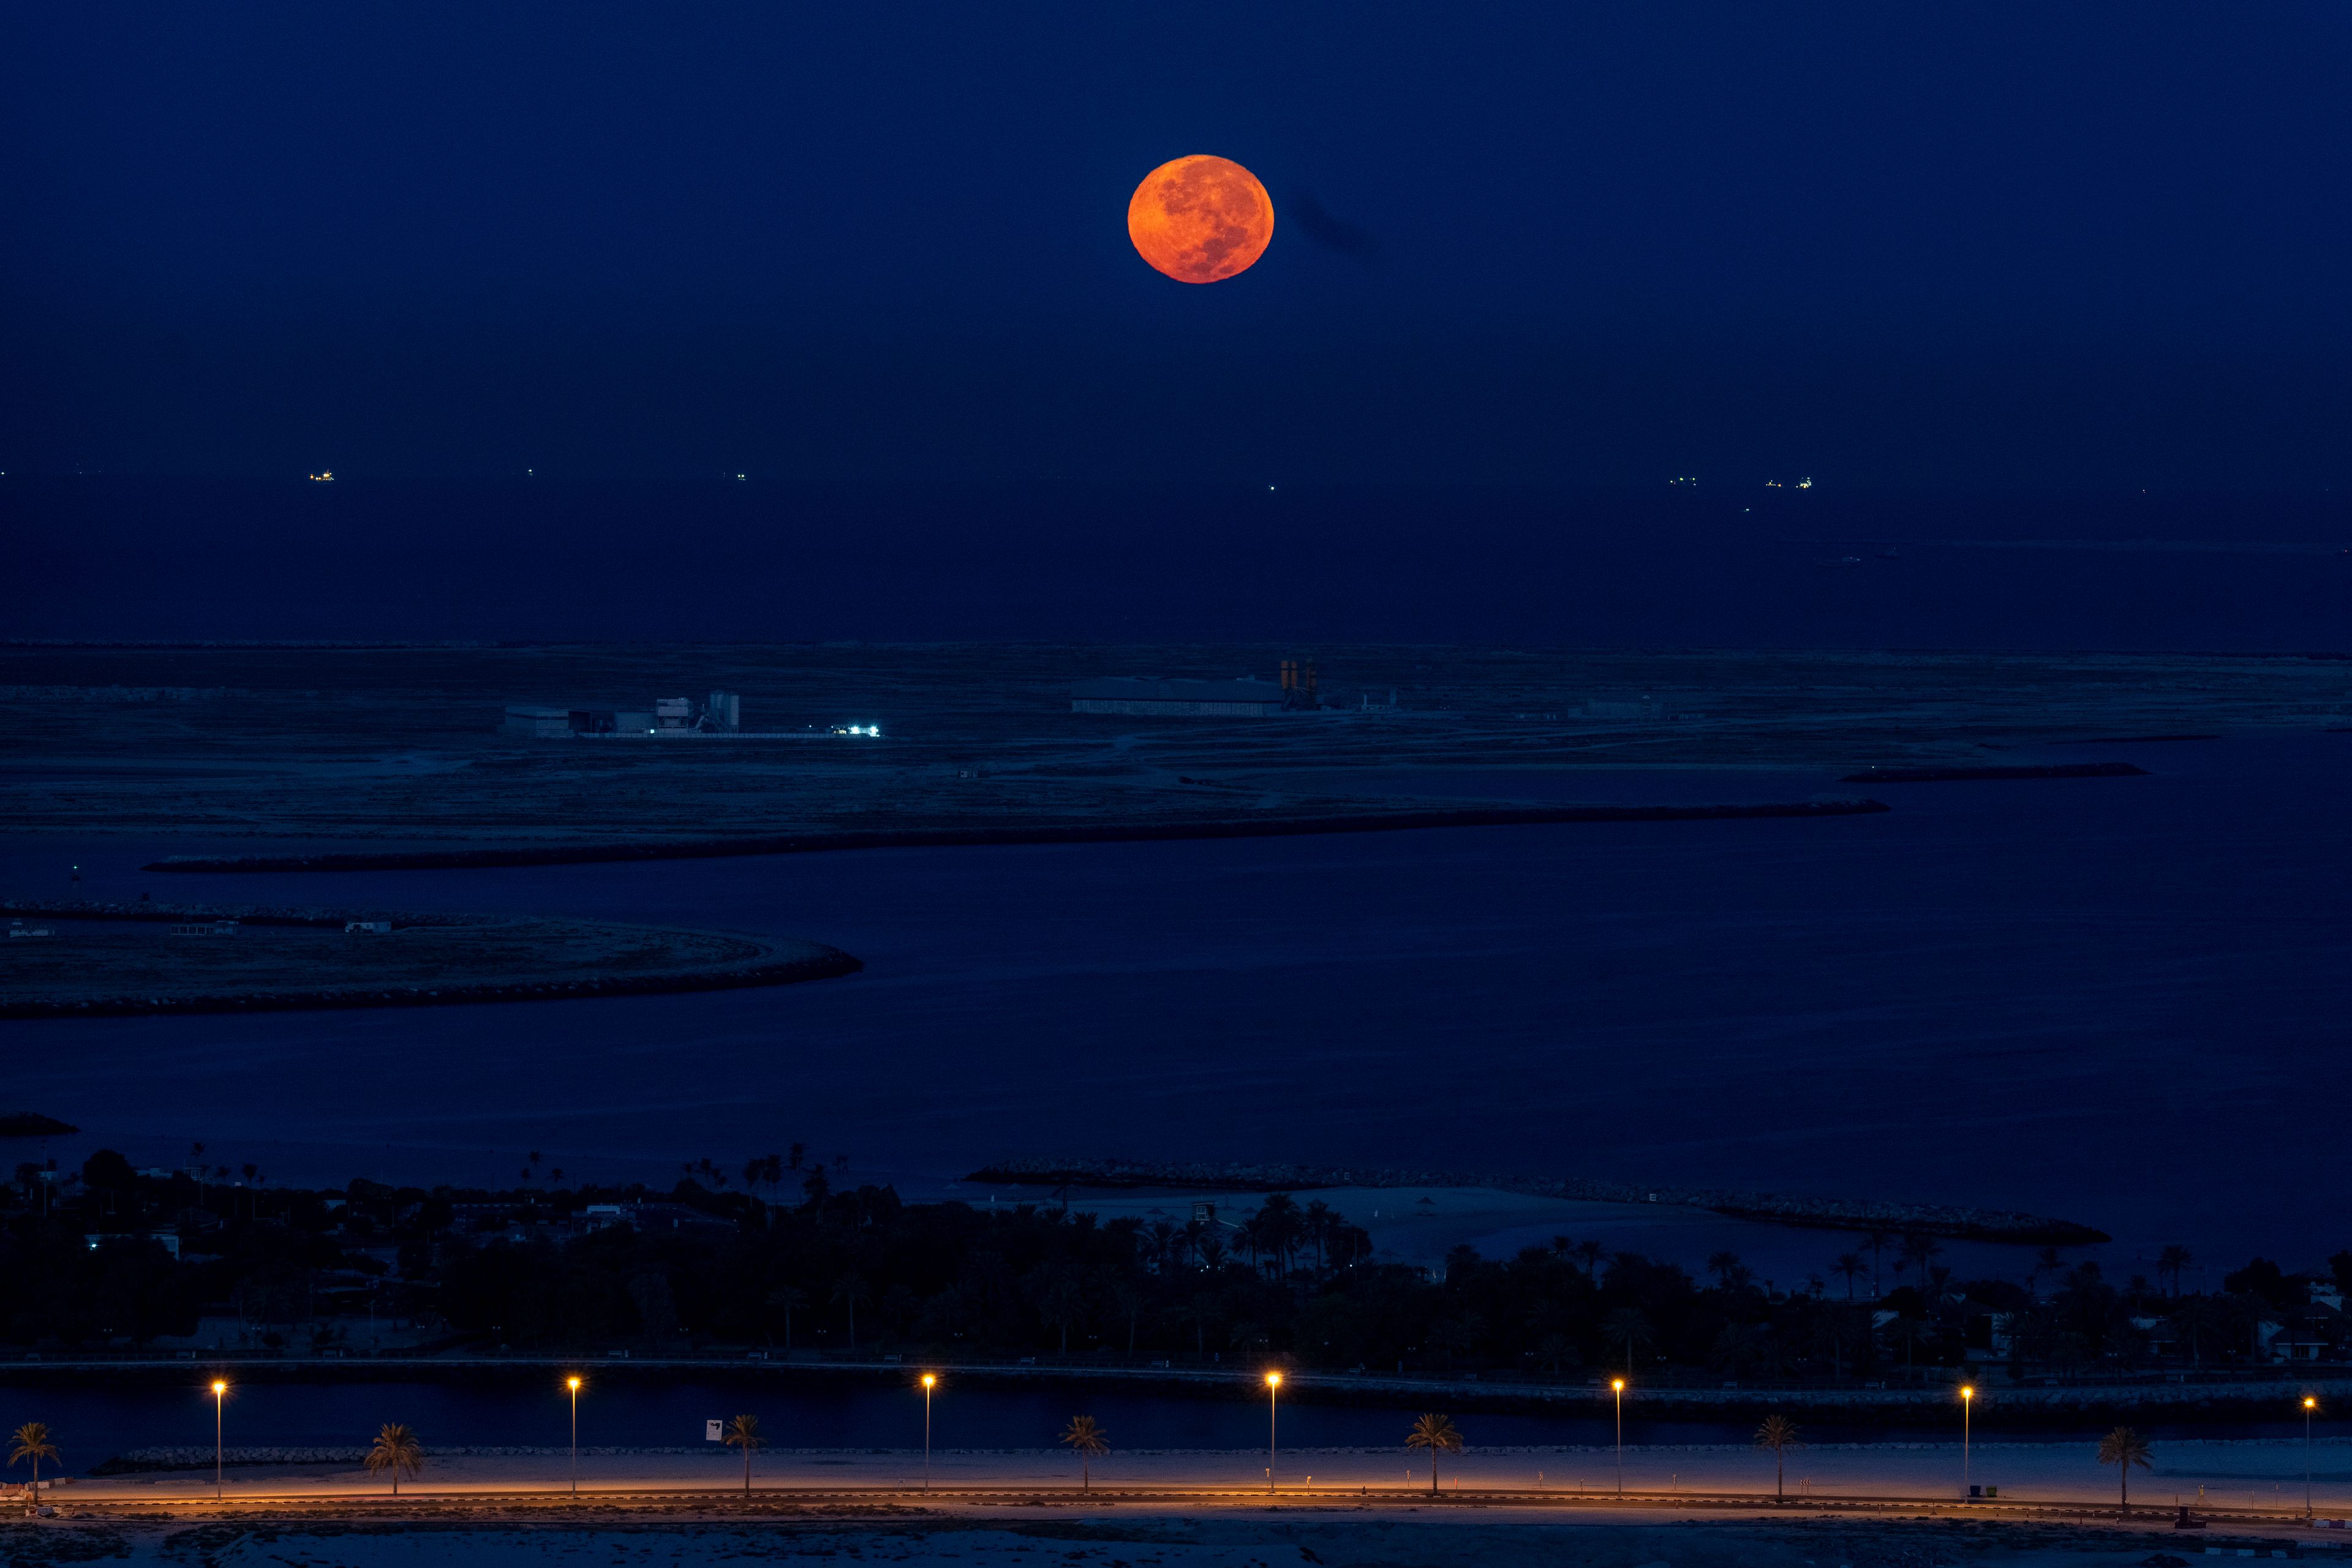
1602, 1307, 1654, 1374
1035, 1266, 1087, 1354
1303, 1201, 1335, 1273
1405, 1413, 1463, 1494
364, 1422, 423, 1496
1861, 1230, 1891, 1296
2157, 1245, 2194, 1298
2030, 1246, 2064, 1295
1753, 1414, 1801, 1502
722, 1414, 764, 1494
1707, 1251, 1743, 1289
1574, 1240, 1608, 1281
2097, 1426, 2152, 1515
2170, 1295, 2225, 1366
9, 1422, 59, 1498
1831, 1254, 1866, 1300
832, 1273, 870, 1349
1432, 1314, 1485, 1368
1060, 1415, 1109, 1490
1883, 1314, 1930, 1379
767, 1285, 808, 1349
1112, 1279, 1142, 1354
1808, 1308, 1856, 1380
1899, 1232, 1943, 1287
1179, 1291, 1222, 1356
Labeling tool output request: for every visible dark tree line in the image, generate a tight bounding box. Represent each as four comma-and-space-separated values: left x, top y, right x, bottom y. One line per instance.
6, 1153, 2346, 1376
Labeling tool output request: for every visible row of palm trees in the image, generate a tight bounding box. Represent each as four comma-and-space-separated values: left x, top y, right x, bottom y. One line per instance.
4, 1409, 2166, 1509
1747, 1416, 2157, 1513
1132, 1195, 1371, 1281
4, 1411, 1471, 1499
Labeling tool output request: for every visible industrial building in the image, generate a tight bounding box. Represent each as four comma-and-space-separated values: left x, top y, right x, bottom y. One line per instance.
1070, 677, 1288, 717
501, 691, 745, 738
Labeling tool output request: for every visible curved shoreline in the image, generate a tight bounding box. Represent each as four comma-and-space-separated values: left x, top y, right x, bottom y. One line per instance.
966, 1157, 2109, 1246
0, 898, 861, 1019
143, 799, 1891, 875
1841, 763, 2146, 783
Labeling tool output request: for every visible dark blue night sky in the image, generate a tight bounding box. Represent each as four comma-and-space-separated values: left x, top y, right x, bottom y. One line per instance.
7, 3, 2351, 489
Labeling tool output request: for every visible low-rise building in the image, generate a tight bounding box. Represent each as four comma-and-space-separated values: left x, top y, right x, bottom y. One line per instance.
505, 691, 745, 737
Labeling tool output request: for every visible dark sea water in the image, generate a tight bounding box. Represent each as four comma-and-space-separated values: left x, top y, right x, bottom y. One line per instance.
6, 731, 2346, 1284
2, 479, 2347, 1291
4, 477, 2350, 647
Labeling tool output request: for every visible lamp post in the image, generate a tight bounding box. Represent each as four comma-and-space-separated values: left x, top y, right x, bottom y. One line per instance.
210, 1380, 227, 1501
1961, 1385, 1974, 1501
566, 1376, 582, 1496
2305, 1396, 2318, 1518
1265, 1372, 1283, 1495
1611, 1379, 1625, 1496
922, 1375, 937, 1493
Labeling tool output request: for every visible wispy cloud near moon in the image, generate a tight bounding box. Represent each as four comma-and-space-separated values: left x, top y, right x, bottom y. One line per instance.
1287, 188, 1381, 260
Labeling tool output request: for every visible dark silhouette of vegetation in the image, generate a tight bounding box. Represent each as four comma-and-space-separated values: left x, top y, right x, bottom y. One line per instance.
2157, 1244, 2193, 1297
1405, 1412, 1461, 1493
0, 1156, 2340, 1380
1060, 1415, 1108, 1488
2097, 1425, 2153, 1514
1754, 1414, 1801, 1501
722, 1414, 764, 1493
9, 1422, 58, 1497
364, 1422, 422, 1494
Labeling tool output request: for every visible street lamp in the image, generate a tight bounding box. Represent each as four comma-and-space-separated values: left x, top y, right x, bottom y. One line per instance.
1611, 1379, 1625, 1496
566, 1376, 583, 1496
1960, 1386, 1975, 1501
1266, 1372, 1283, 1495
921, 1375, 937, 1492
2305, 1396, 2318, 1518
210, 1380, 227, 1501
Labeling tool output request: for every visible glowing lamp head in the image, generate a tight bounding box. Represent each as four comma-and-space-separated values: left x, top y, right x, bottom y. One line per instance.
211, 1380, 227, 1395
1611, 1378, 1625, 1392
2307, 1396, 2319, 1409
1961, 1385, 1974, 1400
1265, 1371, 1283, 1389
567, 1376, 582, 1392
922, 1374, 937, 1388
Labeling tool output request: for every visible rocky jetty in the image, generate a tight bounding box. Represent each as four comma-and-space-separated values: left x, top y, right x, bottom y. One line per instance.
1841, 762, 2147, 783
144, 799, 1890, 875
0, 899, 859, 1019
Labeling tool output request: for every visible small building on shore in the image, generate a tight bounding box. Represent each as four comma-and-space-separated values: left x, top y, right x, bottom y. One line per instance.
1071, 677, 1287, 717
502, 691, 744, 737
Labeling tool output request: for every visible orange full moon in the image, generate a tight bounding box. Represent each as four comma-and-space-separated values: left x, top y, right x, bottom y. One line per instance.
1126, 155, 1273, 284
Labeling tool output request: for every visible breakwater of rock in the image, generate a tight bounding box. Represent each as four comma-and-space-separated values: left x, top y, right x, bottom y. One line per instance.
966, 1158, 2109, 1246
0, 899, 860, 1019
143, 799, 1891, 875
1841, 762, 2147, 783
